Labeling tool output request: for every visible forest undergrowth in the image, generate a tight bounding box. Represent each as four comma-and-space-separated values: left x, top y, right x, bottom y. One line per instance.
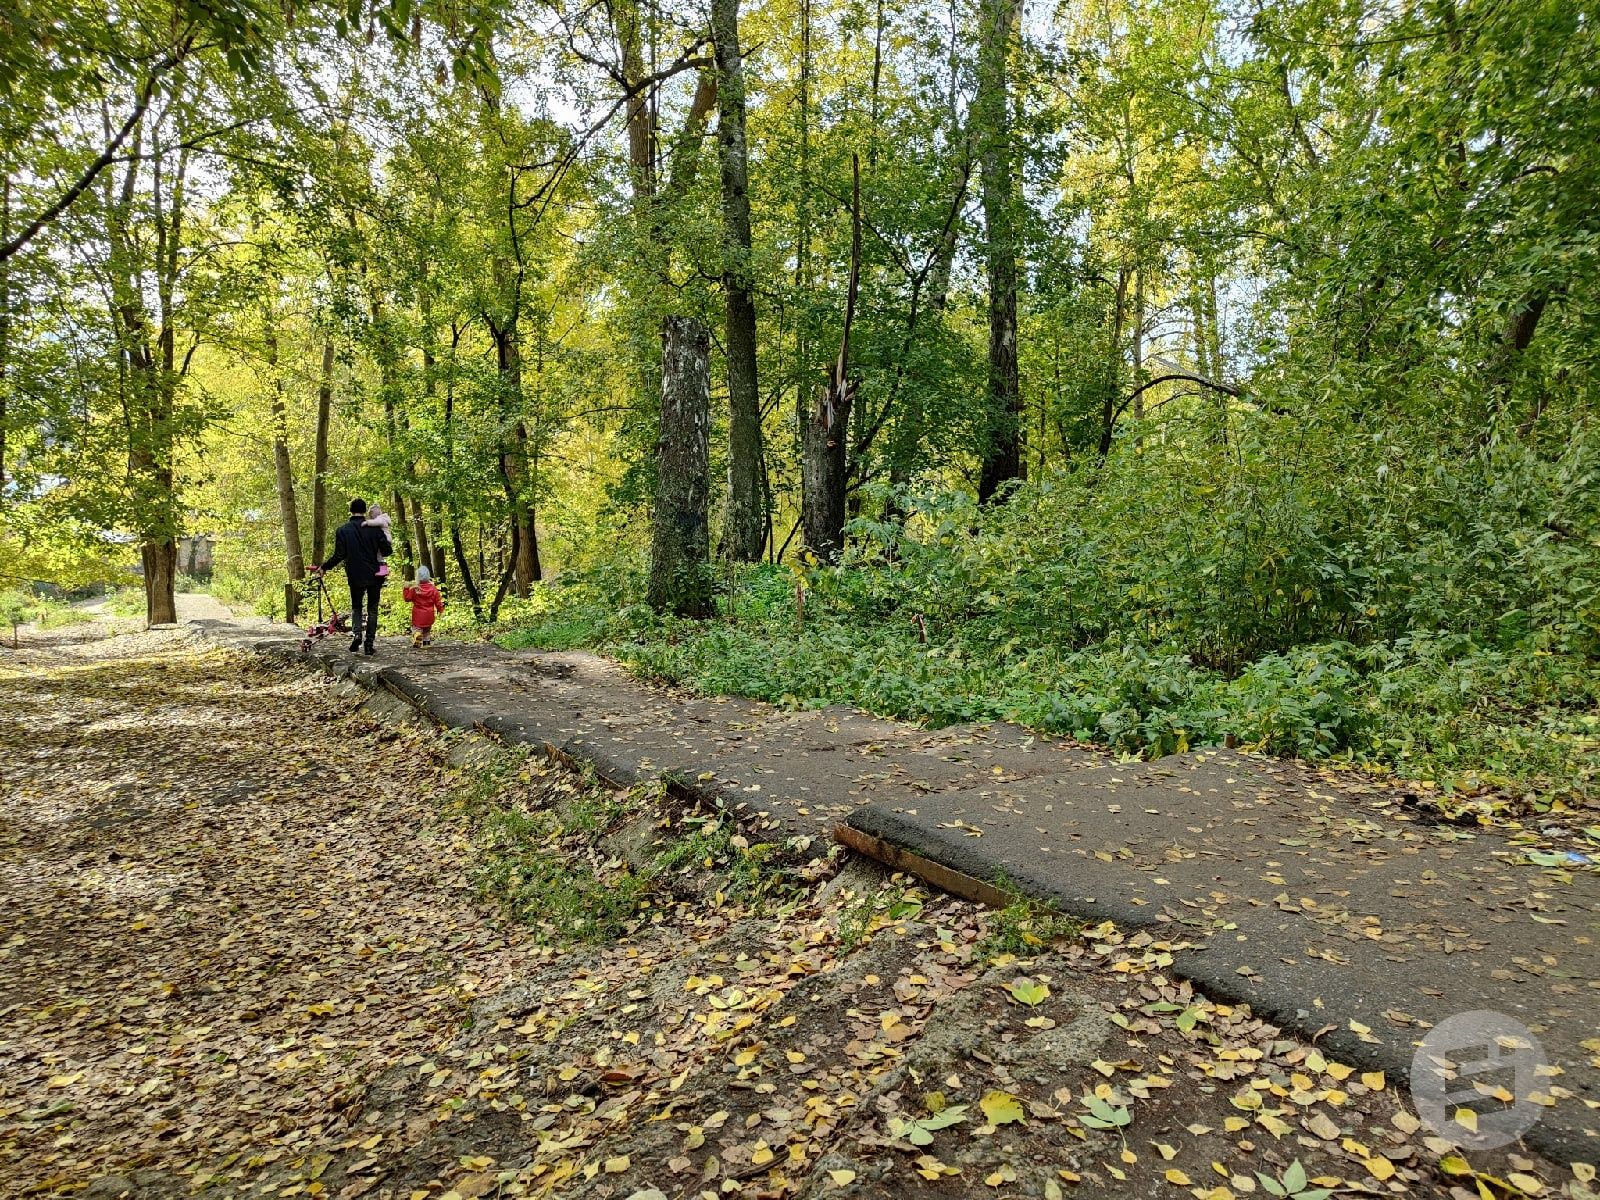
486, 433, 1600, 821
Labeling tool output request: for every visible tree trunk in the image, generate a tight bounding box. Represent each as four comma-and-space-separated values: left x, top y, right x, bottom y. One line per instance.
648, 316, 714, 617
492, 321, 540, 595
113, 122, 185, 629
1131, 267, 1145, 421
369, 296, 416, 576
450, 517, 481, 616
617, 0, 657, 207
427, 513, 447, 581
975, 0, 1022, 503
802, 381, 854, 563
142, 541, 178, 625
713, 0, 765, 562
411, 499, 434, 579
1486, 290, 1549, 418
793, 0, 813, 467
802, 157, 861, 563
312, 335, 333, 564
0, 176, 10, 488
264, 322, 304, 622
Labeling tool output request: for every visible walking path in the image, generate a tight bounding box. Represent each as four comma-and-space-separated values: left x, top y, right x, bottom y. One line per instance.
199, 617, 1600, 1163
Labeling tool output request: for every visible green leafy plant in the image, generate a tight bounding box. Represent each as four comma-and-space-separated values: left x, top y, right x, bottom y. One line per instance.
1257, 1160, 1331, 1200
1080, 1095, 1131, 1131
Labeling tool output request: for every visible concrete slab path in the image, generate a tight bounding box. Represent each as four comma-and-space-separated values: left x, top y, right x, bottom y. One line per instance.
195, 617, 1600, 1162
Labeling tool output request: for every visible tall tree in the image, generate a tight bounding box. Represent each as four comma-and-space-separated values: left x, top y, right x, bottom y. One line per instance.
974, 0, 1022, 501
802, 157, 861, 562
712, 0, 765, 561
648, 316, 714, 615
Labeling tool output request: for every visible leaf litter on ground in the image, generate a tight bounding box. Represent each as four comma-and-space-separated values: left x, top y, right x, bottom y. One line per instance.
0, 625, 1592, 1200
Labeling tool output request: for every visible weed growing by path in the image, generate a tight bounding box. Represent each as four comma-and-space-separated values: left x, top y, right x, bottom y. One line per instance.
979, 878, 1083, 957
835, 884, 929, 952
451, 750, 806, 943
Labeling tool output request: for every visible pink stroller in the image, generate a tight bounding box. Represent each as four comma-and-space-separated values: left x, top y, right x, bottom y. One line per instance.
299, 570, 348, 652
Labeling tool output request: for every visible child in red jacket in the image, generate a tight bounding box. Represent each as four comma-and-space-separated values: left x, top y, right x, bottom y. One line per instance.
402, 567, 445, 648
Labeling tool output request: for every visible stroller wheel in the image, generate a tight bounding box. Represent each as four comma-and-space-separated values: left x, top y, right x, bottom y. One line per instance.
300, 638, 312, 653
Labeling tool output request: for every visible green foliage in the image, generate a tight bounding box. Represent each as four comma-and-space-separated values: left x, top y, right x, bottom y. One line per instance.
457, 755, 652, 944
0, 589, 33, 642
454, 749, 799, 943
492, 422, 1600, 806
835, 886, 929, 953
980, 881, 1082, 958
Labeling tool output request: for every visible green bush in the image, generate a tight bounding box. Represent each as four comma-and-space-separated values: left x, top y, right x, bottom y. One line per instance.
482, 415, 1600, 808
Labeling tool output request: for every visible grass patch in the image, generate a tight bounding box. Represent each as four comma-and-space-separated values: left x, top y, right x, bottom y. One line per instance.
978, 878, 1083, 958
834, 885, 929, 953
449, 747, 805, 944
476, 803, 652, 943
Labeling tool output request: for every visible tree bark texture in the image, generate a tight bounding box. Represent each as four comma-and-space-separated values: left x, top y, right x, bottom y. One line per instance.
648, 316, 714, 617
490, 316, 541, 595
802, 156, 861, 563
312, 335, 333, 565
975, 0, 1022, 503
713, 0, 765, 562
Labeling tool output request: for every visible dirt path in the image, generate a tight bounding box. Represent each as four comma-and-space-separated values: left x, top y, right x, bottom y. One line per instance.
0, 629, 534, 1195
1, 627, 1589, 1200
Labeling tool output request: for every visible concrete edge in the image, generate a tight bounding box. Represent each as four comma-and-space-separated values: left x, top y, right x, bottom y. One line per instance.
842, 803, 1592, 1165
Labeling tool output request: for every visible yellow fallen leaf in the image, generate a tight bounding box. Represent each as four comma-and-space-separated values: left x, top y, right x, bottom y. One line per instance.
827, 1168, 856, 1186
603, 1156, 629, 1174
1257, 1114, 1291, 1139
980, 1090, 1025, 1126
1366, 1156, 1395, 1181
1361, 1071, 1385, 1091
1165, 1169, 1192, 1186
1305, 1112, 1340, 1140
1455, 1107, 1479, 1133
